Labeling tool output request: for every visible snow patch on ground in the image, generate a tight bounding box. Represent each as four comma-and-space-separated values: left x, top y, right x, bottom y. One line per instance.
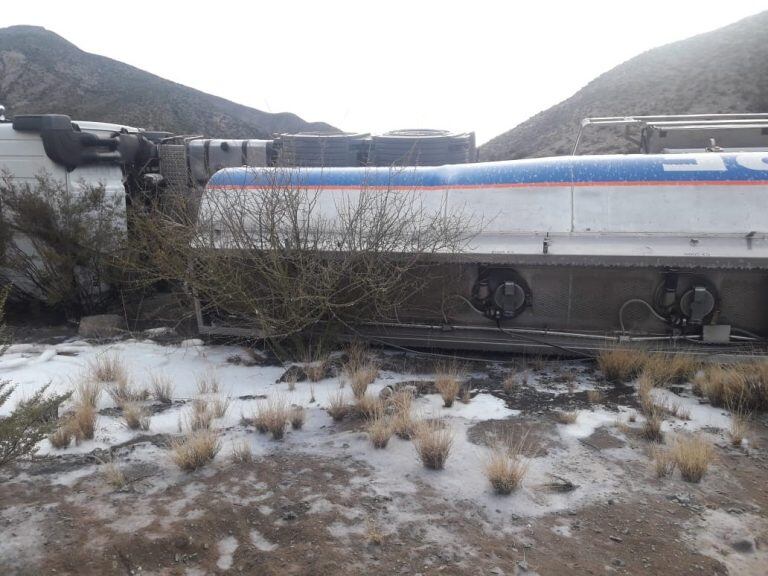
250, 529, 278, 551
686, 509, 768, 576
216, 535, 239, 570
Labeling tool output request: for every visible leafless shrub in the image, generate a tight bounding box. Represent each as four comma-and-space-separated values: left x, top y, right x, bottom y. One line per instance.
651, 446, 676, 478
435, 361, 463, 408
368, 415, 393, 449
326, 390, 349, 422
127, 169, 477, 342
598, 348, 647, 383
122, 402, 150, 431
672, 435, 714, 483
89, 353, 127, 383
553, 410, 578, 425
149, 373, 175, 404
485, 437, 528, 495
413, 419, 453, 470
289, 406, 305, 430
171, 430, 220, 471
230, 439, 254, 464
0, 174, 125, 314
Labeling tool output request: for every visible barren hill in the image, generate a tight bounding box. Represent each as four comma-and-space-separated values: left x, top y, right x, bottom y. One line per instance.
480, 12, 768, 160
0, 25, 336, 138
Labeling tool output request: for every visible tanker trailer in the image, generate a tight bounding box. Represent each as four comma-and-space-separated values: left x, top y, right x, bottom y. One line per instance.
193, 150, 768, 355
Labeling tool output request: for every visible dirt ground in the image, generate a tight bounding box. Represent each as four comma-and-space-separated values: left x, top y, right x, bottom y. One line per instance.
1, 340, 767, 575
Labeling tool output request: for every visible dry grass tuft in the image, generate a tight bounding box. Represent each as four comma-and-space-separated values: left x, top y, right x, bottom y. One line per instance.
196, 370, 220, 395
253, 402, 270, 434
230, 439, 254, 464
74, 378, 101, 408
189, 398, 214, 431
356, 393, 384, 421
70, 401, 97, 442
171, 429, 220, 471
651, 446, 676, 478
485, 441, 528, 495
413, 419, 453, 470
665, 400, 691, 421
303, 352, 328, 382
502, 374, 519, 394
366, 518, 385, 545
102, 460, 126, 488
108, 374, 148, 406
637, 373, 657, 415
326, 390, 349, 421
122, 402, 150, 431
672, 435, 714, 483
695, 362, 768, 412
344, 361, 379, 399
290, 406, 306, 430
434, 362, 463, 408
89, 353, 127, 382
586, 389, 604, 404
390, 388, 416, 439
49, 425, 72, 449
211, 396, 230, 419
728, 407, 750, 447
368, 415, 393, 449
598, 348, 647, 383
149, 373, 175, 404
642, 353, 699, 387
641, 412, 664, 443
261, 397, 289, 439
553, 410, 578, 424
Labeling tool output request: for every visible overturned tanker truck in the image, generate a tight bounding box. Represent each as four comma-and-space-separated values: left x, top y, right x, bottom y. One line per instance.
196, 115, 768, 355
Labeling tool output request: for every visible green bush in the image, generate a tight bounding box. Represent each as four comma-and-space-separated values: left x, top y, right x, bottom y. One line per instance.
0, 382, 70, 467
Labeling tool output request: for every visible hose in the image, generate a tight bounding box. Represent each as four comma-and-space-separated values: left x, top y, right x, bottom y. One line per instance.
619, 298, 670, 334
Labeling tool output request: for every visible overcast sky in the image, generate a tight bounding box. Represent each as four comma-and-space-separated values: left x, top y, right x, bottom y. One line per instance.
4, 1, 767, 142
